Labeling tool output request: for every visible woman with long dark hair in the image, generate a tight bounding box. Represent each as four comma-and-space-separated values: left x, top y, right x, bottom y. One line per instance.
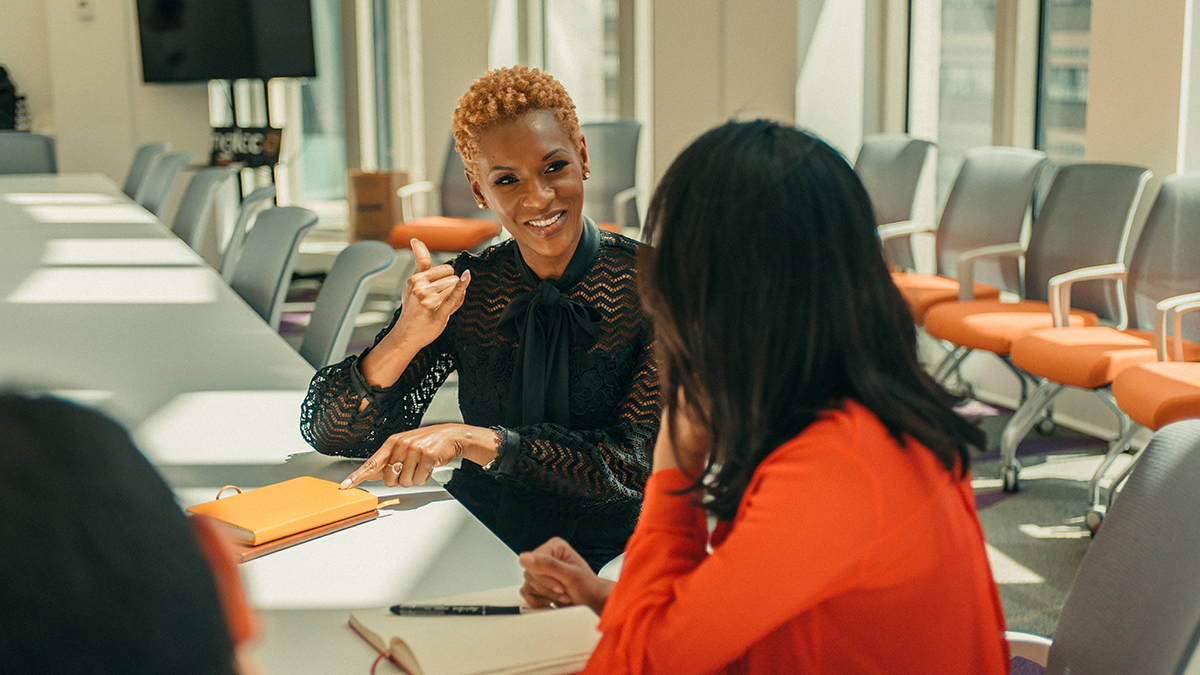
519, 120, 1009, 674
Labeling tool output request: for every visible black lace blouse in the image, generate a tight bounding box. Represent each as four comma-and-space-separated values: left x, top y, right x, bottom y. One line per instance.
300, 230, 660, 570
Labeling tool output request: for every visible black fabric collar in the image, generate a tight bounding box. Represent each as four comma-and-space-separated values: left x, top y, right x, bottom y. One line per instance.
497, 217, 603, 426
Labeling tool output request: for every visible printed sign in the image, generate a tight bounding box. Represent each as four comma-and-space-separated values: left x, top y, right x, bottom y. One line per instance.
211, 126, 282, 167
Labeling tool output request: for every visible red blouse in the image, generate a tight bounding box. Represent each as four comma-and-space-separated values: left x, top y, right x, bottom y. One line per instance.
583, 400, 1009, 675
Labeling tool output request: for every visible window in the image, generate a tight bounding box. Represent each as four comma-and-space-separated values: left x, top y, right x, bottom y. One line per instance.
545, 0, 621, 122
936, 0, 996, 202
298, 0, 348, 201
1037, 0, 1090, 164
488, 0, 624, 123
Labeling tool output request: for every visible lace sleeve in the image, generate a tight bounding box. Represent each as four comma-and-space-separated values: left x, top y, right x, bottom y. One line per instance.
299, 309, 457, 458
496, 332, 660, 511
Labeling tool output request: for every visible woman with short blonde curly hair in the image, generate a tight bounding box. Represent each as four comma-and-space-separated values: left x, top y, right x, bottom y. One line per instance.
451, 65, 582, 174
303, 66, 659, 571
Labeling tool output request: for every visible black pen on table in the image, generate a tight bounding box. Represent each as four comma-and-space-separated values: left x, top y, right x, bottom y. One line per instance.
389, 604, 527, 616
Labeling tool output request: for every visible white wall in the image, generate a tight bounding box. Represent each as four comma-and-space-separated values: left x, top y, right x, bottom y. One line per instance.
417, 0, 489, 185
0, 0, 55, 131
2, 1, 211, 188
796, 0, 867, 157
1086, 0, 1187, 180
651, 0, 798, 181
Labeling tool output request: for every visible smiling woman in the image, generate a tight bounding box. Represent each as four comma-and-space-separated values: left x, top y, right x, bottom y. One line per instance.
300, 66, 659, 571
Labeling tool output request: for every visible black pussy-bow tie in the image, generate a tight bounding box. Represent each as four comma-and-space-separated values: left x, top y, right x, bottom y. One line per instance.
496, 217, 603, 427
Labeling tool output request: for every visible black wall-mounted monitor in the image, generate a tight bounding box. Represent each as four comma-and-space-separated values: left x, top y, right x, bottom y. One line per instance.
136, 0, 317, 83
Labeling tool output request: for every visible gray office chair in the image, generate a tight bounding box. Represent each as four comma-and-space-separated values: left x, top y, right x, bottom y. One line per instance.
888, 147, 1048, 324
219, 185, 277, 282
399, 135, 496, 222
854, 134, 934, 269
136, 151, 193, 219
122, 142, 169, 198
0, 131, 56, 174
229, 206, 319, 330
580, 120, 641, 236
392, 135, 500, 301
1005, 419, 1200, 675
299, 241, 396, 369
170, 167, 236, 252
928, 162, 1150, 373
1000, 173, 1200, 514
926, 163, 1152, 490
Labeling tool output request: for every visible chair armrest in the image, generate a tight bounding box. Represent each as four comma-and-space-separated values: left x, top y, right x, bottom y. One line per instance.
1155, 292, 1200, 361
955, 242, 1026, 301
397, 181, 436, 222
877, 221, 936, 242
1047, 263, 1127, 328
614, 186, 639, 232
1005, 630, 1052, 666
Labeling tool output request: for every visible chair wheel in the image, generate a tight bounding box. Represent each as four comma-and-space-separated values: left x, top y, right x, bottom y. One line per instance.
1002, 466, 1020, 493
1035, 416, 1056, 436
1085, 508, 1105, 535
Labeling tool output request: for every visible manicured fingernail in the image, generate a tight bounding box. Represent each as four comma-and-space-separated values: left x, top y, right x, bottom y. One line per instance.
462, 269, 471, 282
339, 478, 352, 489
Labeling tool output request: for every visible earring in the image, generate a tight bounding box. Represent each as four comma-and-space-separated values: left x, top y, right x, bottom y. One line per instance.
583, 171, 591, 180
477, 202, 487, 210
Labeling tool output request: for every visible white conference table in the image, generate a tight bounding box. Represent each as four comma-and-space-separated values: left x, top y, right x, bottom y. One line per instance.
0, 174, 525, 673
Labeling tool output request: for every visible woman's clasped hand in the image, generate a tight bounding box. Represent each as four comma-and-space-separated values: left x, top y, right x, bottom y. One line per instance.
519, 537, 613, 615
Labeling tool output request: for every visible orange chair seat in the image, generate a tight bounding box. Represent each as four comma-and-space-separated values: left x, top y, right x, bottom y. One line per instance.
1011, 327, 1200, 390
923, 299, 1099, 355
1113, 362, 1200, 429
890, 272, 1002, 324
596, 222, 621, 233
390, 216, 499, 252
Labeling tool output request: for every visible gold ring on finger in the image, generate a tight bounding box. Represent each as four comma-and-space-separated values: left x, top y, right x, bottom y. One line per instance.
390, 461, 404, 474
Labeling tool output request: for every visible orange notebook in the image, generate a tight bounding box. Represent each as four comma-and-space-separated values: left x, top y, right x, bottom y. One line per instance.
186, 476, 379, 547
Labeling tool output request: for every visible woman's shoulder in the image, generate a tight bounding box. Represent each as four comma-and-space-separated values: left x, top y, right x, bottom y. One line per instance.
763, 399, 961, 494
586, 230, 642, 286
769, 400, 901, 466
597, 228, 642, 261
453, 237, 517, 273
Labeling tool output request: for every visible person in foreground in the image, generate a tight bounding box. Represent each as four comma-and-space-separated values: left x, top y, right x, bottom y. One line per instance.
0, 393, 261, 675
300, 66, 658, 571
519, 120, 1010, 674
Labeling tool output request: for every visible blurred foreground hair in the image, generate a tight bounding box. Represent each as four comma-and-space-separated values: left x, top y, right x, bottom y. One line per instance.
0, 394, 237, 675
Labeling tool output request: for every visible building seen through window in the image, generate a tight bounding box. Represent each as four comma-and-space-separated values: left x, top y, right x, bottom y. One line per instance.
937, 0, 996, 203
1038, 0, 1090, 164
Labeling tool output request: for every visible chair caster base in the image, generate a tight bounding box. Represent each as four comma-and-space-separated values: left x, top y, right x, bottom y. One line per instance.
1035, 416, 1056, 436
1002, 466, 1020, 493
1085, 507, 1105, 536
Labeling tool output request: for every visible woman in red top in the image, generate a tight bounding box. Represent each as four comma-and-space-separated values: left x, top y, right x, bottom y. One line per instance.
518, 120, 1010, 674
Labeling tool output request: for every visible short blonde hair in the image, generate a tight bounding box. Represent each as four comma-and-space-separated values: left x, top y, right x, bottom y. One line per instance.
451, 66, 582, 175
